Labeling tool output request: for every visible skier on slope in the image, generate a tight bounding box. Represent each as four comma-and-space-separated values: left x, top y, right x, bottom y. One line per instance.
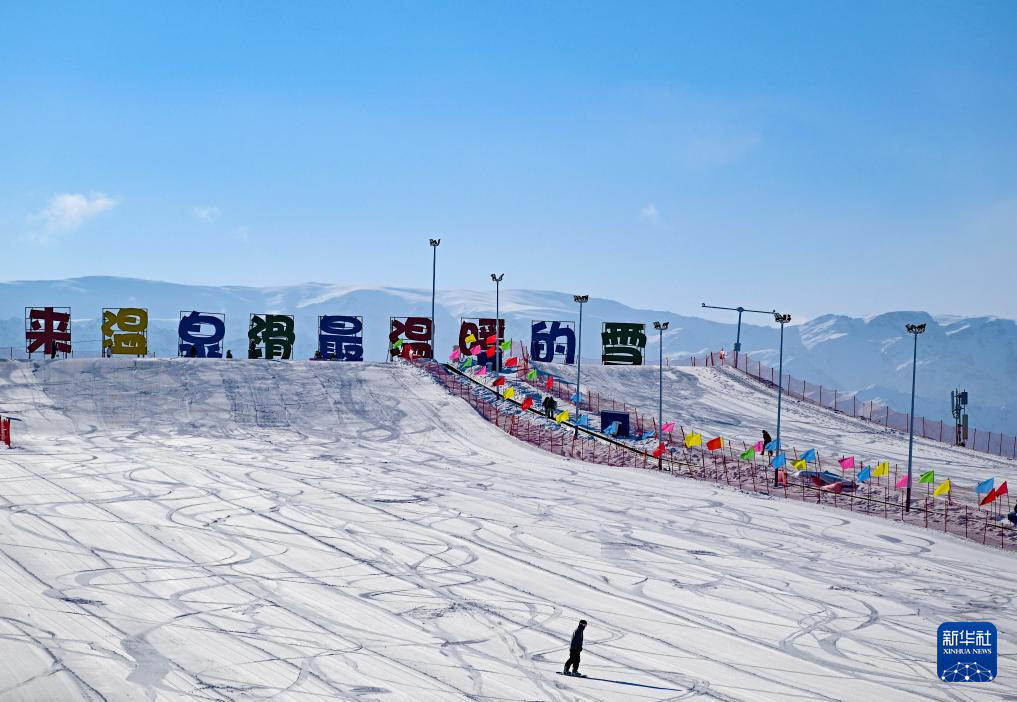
562, 619, 587, 676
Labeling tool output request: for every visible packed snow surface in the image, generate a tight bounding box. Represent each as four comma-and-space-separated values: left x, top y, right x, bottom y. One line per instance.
0, 359, 1013, 701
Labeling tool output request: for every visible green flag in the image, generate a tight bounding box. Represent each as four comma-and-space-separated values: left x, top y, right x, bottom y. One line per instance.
499, 340, 512, 351
919, 470, 935, 484
527, 369, 538, 380
392, 338, 404, 350
740, 448, 755, 460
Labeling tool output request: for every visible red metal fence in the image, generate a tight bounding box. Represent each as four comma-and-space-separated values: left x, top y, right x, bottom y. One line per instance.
686, 351, 1017, 461
0, 416, 11, 448
421, 360, 1017, 552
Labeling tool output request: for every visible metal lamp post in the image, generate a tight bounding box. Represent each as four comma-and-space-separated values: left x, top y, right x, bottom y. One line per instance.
904, 323, 926, 512
573, 295, 588, 437
490, 274, 504, 372
653, 321, 669, 469
429, 239, 440, 354
701, 303, 775, 366
773, 312, 792, 486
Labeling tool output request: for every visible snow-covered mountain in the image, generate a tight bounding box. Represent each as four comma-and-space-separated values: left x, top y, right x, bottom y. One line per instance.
1, 276, 1014, 434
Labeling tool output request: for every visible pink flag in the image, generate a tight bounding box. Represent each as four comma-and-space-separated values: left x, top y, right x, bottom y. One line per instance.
449, 348, 461, 361
895, 474, 909, 489
470, 345, 482, 356
837, 456, 855, 470
477, 366, 488, 376
753, 441, 763, 452
661, 422, 675, 433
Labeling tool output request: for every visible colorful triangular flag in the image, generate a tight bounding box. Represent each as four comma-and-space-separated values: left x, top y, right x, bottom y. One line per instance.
932, 479, 951, 497
976, 477, 995, 494
858, 466, 872, 482
919, 470, 935, 484
706, 436, 724, 451
872, 462, 889, 477
837, 456, 855, 470
503, 387, 515, 400
661, 422, 675, 433
792, 458, 807, 471
555, 409, 569, 424
740, 447, 756, 460
504, 356, 519, 368
800, 448, 817, 463
895, 474, 909, 489
772, 453, 787, 468
980, 488, 997, 506
492, 376, 506, 387
521, 396, 534, 411
684, 433, 702, 448
527, 369, 538, 380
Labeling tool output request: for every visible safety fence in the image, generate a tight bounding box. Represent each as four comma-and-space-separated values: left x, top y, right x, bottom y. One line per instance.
421, 359, 1017, 552
686, 350, 1017, 461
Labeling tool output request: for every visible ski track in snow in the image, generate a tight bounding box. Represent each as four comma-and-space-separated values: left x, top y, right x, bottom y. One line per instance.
0, 358, 1013, 701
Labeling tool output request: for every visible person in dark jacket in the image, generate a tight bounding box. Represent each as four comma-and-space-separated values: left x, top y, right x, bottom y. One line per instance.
762, 429, 774, 457
542, 395, 554, 418
562, 619, 587, 676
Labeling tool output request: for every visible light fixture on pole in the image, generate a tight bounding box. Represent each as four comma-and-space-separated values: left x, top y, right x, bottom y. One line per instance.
904, 322, 926, 512
491, 274, 504, 372
653, 321, 669, 469
429, 239, 440, 354
701, 303, 776, 366
772, 312, 792, 487
573, 295, 589, 437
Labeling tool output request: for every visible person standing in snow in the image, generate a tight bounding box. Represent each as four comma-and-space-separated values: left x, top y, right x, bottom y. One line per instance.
562, 619, 587, 676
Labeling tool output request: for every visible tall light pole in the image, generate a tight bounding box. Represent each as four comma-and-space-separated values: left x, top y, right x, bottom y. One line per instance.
429, 239, 440, 355
491, 274, 504, 372
904, 323, 927, 513
573, 295, 588, 437
773, 312, 792, 487
701, 303, 775, 366
653, 321, 669, 469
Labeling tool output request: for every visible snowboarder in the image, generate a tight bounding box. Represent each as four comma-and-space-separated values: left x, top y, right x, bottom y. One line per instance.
763, 429, 773, 457
562, 620, 587, 676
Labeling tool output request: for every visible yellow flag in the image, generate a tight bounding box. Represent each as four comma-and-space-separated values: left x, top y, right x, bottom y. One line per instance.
464, 333, 476, 344
503, 387, 515, 400
555, 410, 569, 424
872, 462, 889, 477
792, 458, 807, 471
933, 479, 951, 497
684, 433, 702, 448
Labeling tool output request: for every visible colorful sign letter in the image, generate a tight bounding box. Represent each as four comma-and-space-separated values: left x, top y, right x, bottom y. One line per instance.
318, 315, 363, 360
101, 308, 148, 356
601, 322, 646, 365
390, 316, 433, 360
459, 318, 505, 368
178, 311, 226, 358
248, 314, 295, 359
25, 307, 72, 358
530, 320, 576, 364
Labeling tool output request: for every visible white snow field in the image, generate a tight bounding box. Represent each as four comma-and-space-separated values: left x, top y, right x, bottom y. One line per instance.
538, 362, 1016, 490
0, 358, 1013, 701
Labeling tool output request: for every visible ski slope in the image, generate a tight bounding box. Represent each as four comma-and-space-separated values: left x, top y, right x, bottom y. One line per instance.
543, 363, 1015, 490
0, 359, 1013, 701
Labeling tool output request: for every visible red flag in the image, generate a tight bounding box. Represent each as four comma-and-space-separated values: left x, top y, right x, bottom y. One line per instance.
486, 347, 496, 358
504, 356, 519, 368
998, 481, 1009, 497
521, 396, 534, 411
652, 442, 665, 458
545, 377, 554, 390
980, 488, 997, 506
706, 436, 724, 451
486, 335, 497, 345
492, 376, 506, 387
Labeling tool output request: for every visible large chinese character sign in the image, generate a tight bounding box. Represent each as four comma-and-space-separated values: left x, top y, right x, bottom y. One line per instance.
601, 322, 646, 365
318, 315, 363, 360
178, 311, 226, 358
530, 320, 576, 364
248, 314, 295, 359
389, 316, 432, 360
458, 318, 504, 369
25, 307, 72, 358
102, 308, 148, 357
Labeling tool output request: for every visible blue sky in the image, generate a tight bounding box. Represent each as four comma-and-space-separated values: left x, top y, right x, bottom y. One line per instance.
1, 1, 1015, 322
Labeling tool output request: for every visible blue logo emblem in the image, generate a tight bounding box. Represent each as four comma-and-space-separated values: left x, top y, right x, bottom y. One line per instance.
938, 622, 996, 682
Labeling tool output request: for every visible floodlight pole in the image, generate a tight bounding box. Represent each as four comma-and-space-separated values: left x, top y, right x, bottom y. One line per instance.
904, 323, 926, 513
573, 295, 588, 437
491, 274, 504, 372
701, 303, 776, 366
429, 239, 440, 354
653, 321, 669, 469
773, 313, 791, 487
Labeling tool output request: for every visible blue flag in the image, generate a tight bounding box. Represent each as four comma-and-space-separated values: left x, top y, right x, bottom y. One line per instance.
800, 448, 817, 463
604, 421, 620, 436
764, 439, 780, 452
857, 466, 872, 483
570, 392, 582, 403
576, 415, 590, 428
641, 430, 656, 441
771, 453, 786, 468
976, 477, 995, 494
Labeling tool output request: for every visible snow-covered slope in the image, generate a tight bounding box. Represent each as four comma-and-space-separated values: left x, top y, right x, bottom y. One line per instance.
1, 276, 1015, 434
0, 359, 1013, 701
